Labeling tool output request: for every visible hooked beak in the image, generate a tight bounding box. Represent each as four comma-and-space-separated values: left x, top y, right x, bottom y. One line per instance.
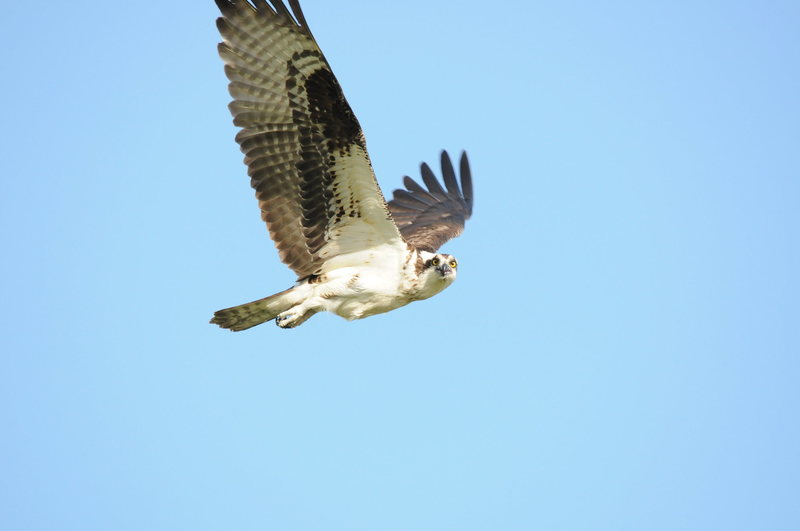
436, 264, 454, 278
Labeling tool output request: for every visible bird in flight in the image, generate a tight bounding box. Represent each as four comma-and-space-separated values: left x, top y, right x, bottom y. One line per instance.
210, 0, 473, 330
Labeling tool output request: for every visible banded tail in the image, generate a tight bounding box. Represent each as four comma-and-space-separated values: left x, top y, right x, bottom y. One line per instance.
210, 287, 300, 331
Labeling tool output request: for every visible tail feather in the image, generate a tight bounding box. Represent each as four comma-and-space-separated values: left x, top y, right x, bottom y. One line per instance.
210, 287, 298, 331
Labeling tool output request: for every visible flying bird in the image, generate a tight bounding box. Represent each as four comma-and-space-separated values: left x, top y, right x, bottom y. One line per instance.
210, 0, 473, 330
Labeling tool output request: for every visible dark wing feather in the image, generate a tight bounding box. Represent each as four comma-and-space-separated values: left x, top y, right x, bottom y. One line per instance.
388, 151, 473, 252
215, 0, 402, 278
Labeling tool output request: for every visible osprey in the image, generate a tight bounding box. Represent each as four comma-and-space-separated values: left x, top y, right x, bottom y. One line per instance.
210, 0, 473, 330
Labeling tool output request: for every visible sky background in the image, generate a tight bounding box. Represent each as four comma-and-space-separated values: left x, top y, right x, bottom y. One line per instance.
2, 1, 799, 529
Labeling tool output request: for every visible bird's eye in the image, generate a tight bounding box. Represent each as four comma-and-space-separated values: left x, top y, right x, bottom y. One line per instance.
450, 261, 457, 268
431, 258, 440, 267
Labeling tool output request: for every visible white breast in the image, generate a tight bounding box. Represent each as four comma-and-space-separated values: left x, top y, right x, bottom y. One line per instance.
310, 243, 424, 320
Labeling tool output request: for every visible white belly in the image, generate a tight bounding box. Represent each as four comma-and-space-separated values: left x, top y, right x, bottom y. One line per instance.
282, 245, 454, 325
314, 266, 413, 320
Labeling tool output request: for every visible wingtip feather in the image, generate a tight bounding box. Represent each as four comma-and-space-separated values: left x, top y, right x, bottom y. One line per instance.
459, 151, 473, 216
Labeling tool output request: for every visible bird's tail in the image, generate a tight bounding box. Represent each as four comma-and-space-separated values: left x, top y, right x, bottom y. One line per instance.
210, 287, 301, 331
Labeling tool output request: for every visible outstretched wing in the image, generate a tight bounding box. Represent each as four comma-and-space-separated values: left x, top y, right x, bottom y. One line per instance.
215, 0, 403, 278
388, 151, 473, 252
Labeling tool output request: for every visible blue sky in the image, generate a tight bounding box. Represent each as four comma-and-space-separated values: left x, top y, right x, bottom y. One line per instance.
2, 1, 799, 529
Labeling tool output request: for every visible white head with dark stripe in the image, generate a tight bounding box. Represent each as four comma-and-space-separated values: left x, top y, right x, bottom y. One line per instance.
417, 250, 458, 297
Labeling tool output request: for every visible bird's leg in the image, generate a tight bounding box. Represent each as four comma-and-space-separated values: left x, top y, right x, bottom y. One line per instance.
275, 305, 318, 328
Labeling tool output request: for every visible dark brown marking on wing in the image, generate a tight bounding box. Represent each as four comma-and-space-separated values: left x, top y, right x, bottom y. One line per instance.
305, 66, 364, 151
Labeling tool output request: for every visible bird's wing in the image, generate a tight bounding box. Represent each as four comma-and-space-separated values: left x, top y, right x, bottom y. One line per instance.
215, 0, 404, 278
388, 151, 473, 252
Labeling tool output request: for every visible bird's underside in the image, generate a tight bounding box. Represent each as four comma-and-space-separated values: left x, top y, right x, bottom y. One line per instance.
210, 0, 473, 330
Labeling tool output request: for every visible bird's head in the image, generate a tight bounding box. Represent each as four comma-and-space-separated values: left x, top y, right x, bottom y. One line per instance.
420, 251, 458, 284
413, 251, 459, 300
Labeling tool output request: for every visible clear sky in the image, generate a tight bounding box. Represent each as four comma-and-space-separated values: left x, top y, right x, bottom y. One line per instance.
2, 1, 799, 530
